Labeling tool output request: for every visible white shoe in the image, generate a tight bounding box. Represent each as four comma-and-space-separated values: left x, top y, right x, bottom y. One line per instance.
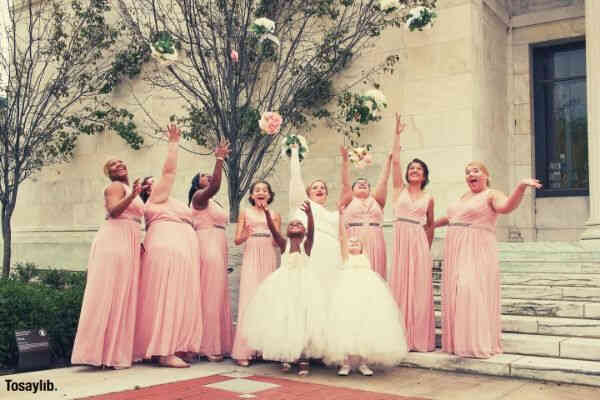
358, 364, 373, 376
337, 365, 351, 376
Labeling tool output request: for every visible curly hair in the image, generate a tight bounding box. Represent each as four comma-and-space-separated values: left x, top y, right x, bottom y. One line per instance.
248, 180, 275, 205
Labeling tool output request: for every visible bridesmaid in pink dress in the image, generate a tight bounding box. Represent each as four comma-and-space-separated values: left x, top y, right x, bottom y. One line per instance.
436, 162, 541, 358
71, 159, 143, 368
134, 124, 203, 368
389, 114, 435, 352
232, 181, 281, 366
189, 140, 233, 362
340, 146, 392, 279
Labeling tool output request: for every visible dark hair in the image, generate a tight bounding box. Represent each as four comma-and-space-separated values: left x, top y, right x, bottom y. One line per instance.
351, 178, 370, 190
140, 176, 153, 203
188, 173, 201, 206
248, 180, 275, 205
405, 158, 430, 189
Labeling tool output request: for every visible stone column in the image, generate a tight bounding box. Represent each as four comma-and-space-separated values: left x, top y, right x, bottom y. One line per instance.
581, 0, 600, 242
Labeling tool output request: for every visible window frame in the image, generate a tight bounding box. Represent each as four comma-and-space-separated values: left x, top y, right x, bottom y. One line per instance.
532, 38, 589, 198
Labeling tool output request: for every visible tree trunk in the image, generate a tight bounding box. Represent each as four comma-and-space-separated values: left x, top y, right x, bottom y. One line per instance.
1, 202, 13, 279
228, 183, 243, 223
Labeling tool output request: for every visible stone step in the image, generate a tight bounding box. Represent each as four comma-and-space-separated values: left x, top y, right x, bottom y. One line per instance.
433, 296, 600, 318
498, 262, 600, 274
434, 312, 600, 338
433, 283, 600, 302
431, 273, 600, 287
401, 351, 600, 387
497, 242, 600, 263
432, 261, 600, 274
433, 330, 600, 361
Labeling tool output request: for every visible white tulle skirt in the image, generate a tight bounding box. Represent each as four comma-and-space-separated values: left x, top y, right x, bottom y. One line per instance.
322, 254, 408, 367
241, 252, 328, 362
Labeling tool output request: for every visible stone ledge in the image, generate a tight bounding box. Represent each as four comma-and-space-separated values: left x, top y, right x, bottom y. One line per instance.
433, 283, 600, 302
402, 351, 600, 387
434, 330, 600, 361
434, 312, 600, 338
434, 296, 589, 318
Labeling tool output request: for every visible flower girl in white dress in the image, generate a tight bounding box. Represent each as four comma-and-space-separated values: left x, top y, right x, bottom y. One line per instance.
323, 205, 408, 376
241, 201, 327, 376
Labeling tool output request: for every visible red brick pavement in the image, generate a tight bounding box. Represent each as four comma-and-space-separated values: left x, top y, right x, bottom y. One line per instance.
81, 374, 429, 400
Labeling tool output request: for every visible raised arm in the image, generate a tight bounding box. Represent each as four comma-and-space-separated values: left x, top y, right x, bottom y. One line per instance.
301, 201, 314, 256
105, 179, 142, 218
339, 146, 352, 204
192, 139, 230, 209
490, 179, 542, 214
425, 196, 435, 248
373, 153, 392, 209
148, 124, 180, 204
338, 206, 348, 262
392, 113, 406, 202
262, 204, 286, 253
289, 146, 308, 214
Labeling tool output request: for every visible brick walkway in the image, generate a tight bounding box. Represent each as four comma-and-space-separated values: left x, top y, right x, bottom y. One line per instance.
81, 373, 429, 400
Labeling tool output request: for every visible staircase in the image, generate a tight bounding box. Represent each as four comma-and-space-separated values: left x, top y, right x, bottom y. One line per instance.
401, 242, 600, 386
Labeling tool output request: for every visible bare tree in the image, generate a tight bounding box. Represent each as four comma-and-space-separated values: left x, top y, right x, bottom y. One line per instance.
116, 0, 437, 221
0, 0, 143, 277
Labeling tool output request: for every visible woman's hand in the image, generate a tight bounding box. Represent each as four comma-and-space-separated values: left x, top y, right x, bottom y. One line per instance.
519, 178, 542, 189
395, 113, 406, 136
340, 145, 349, 163
131, 178, 142, 197
215, 138, 231, 159
300, 200, 312, 217
166, 124, 181, 143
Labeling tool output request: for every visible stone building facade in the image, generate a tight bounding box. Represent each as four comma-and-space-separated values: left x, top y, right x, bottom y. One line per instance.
3, 0, 599, 269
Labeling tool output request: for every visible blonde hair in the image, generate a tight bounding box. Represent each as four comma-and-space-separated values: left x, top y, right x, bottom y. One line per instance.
305, 179, 328, 197
103, 157, 118, 179
466, 161, 491, 186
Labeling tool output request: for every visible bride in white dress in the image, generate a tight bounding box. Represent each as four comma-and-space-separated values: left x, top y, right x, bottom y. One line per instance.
288, 146, 342, 295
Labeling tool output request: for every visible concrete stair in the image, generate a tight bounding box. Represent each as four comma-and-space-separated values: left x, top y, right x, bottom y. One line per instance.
404, 242, 600, 387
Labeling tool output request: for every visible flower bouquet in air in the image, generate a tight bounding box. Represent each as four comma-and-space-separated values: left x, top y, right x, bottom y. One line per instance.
259, 111, 283, 135
403, 5, 437, 31
151, 31, 178, 66
282, 134, 309, 162
348, 146, 373, 169
249, 17, 280, 57
342, 89, 388, 125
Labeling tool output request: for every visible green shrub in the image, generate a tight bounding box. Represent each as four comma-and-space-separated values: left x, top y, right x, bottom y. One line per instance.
0, 268, 86, 368
11, 262, 39, 283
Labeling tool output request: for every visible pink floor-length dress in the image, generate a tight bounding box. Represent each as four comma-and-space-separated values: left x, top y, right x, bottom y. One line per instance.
441, 189, 502, 358
71, 182, 144, 368
133, 198, 203, 359
390, 189, 435, 352
344, 196, 387, 279
192, 201, 234, 357
231, 208, 279, 361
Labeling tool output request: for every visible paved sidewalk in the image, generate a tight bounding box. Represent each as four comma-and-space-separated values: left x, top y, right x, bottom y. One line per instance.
1, 359, 599, 400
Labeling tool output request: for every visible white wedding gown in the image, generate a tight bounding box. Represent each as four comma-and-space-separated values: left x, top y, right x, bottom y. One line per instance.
288, 147, 341, 296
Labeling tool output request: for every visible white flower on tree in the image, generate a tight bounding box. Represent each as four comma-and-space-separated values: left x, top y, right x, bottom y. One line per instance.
250, 17, 275, 34
405, 6, 437, 31
363, 89, 388, 111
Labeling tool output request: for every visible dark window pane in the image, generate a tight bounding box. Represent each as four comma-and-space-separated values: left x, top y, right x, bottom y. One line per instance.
546, 80, 588, 189
552, 48, 586, 79
533, 41, 588, 196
